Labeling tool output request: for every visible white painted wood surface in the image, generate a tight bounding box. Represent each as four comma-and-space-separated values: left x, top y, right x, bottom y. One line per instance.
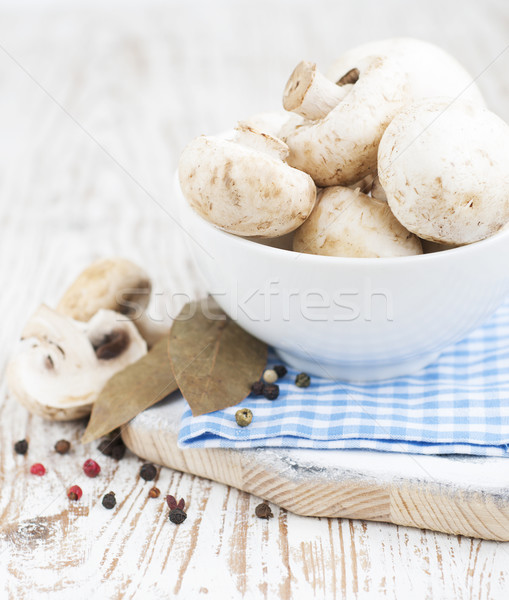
0, 1, 508, 598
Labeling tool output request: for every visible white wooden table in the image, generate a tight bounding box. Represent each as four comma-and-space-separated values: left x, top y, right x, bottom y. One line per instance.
0, 1, 508, 598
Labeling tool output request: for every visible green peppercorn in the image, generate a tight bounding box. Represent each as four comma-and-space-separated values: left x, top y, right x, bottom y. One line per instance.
295, 372, 311, 388
235, 408, 253, 427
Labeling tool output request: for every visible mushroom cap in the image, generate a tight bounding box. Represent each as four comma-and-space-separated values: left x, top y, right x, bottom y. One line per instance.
326, 38, 484, 106
178, 134, 317, 238
57, 258, 151, 322
293, 186, 423, 258
378, 99, 509, 245
284, 38, 484, 187
7, 305, 147, 420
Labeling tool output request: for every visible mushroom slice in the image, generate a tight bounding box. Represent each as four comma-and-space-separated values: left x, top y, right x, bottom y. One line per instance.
282, 38, 484, 187
178, 123, 317, 238
378, 99, 509, 245
293, 187, 422, 258
7, 305, 147, 420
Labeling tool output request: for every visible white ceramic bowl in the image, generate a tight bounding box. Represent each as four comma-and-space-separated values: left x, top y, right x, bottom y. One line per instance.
175, 174, 509, 381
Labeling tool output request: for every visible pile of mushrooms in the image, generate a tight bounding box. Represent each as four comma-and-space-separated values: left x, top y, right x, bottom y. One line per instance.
178, 37, 509, 257
7, 258, 169, 420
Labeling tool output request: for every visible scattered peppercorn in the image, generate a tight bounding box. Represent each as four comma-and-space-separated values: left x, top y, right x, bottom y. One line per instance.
14, 439, 28, 455
255, 502, 273, 520
139, 463, 157, 481
111, 444, 126, 461
148, 487, 160, 498
273, 365, 288, 378
250, 380, 264, 396
235, 408, 253, 427
167, 495, 187, 524
30, 463, 46, 476
295, 372, 311, 388
83, 458, 101, 478
98, 436, 126, 460
102, 491, 116, 509
263, 369, 278, 384
67, 485, 83, 501
263, 383, 279, 400
54, 439, 71, 454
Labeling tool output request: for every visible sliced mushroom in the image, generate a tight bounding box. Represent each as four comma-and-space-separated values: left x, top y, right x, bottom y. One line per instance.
293, 187, 422, 258
378, 99, 509, 245
57, 257, 169, 347
7, 305, 147, 420
178, 123, 317, 238
282, 38, 484, 187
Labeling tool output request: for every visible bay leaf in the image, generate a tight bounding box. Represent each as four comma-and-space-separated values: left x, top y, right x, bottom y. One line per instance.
169, 297, 268, 416
81, 336, 177, 443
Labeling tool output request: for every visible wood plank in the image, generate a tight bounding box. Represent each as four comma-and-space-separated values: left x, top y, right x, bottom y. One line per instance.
123, 396, 509, 541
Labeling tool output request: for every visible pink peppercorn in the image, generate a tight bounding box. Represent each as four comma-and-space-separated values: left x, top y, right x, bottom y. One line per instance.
67, 485, 83, 501
30, 463, 46, 476
83, 458, 101, 477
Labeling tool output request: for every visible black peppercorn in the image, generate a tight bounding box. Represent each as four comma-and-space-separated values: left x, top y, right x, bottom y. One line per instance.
167, 495, 187, 524
273, 365, 287, 378
111, 444, 126, 461
169, 508, 187, 524
54, 439, 71, 454
102, 491, 116, 509
14, 439, 28, 455
295, 372, 311, 388
251, 380, 264, 396
139, 463, 157, 481
98, 439, 114, 457
255, 502, 273, 519
98, 437, 126, 460
263, 383, 279, 400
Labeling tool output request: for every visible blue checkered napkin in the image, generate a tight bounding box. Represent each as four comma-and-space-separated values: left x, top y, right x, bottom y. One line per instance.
178, 299, 509, 457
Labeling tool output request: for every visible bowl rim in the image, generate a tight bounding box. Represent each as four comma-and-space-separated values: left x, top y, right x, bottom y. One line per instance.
174, 170, 509, 266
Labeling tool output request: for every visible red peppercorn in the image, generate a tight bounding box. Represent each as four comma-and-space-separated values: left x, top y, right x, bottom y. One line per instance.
30, 463, 46, 476
67, 485, 83, 501
82, 458, 101, 477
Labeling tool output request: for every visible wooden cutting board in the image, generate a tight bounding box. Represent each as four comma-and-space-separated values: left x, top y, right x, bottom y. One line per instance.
122, 395, 509, 542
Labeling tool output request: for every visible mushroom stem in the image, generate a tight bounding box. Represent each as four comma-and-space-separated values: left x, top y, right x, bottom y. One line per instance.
371, 176, 387, 202
234, 122, 289, 161
283, 61, 353, 120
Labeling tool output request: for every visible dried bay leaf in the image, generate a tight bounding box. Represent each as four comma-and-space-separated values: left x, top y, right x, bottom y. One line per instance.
169, 297, 268, 416
82, 336, 177, 443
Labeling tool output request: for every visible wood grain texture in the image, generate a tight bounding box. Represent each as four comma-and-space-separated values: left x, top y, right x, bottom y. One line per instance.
122, 396, 509, 542
0, 1, 508, 598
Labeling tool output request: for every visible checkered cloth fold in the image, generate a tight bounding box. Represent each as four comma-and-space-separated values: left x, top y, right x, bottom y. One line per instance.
178, 299, 509, 457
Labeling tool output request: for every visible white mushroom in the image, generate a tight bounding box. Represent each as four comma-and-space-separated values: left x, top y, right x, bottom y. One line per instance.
282, 38, 484, 187
178, 123, 316, 238
57, 257, 169, 347
378, 99, 509, 245
7, 305, 147, 420
240, 111, 296, 137
370, 176, 387, 202
293, 186, 423, 258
